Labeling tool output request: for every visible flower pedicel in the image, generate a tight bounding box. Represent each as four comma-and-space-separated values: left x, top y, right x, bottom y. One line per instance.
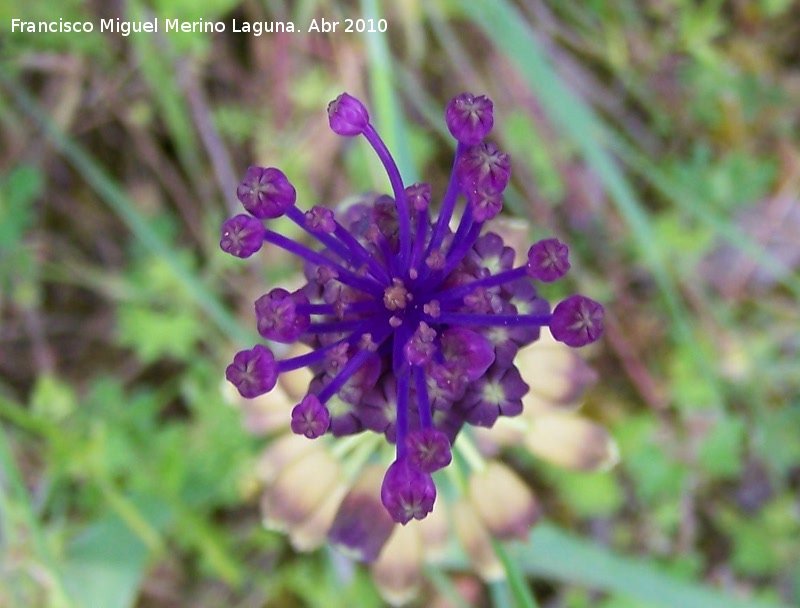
222, 92, 604, 524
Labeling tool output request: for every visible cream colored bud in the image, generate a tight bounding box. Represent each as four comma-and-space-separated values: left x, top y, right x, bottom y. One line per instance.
240, 384, 294, 435
417, 498, 449, 563
288, 484, 348, 552
516, 330, 598, 413
525, 413, 619, 471
452, 499, 504, 581
371, 523, 424, 606
261, 448, 341, 531
255, 432, 317, 484
469, 461, 540, 541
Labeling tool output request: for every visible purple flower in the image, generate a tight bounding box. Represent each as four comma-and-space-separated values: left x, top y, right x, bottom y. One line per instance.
527, 238, 571, 282
380, 458, 437, 524
220, 214, 265, 258
291, 394, 331, 439
221, 92, 604, 523
446, 93, 494, 146
327, 93, 370, 136
237, 166, 296, 219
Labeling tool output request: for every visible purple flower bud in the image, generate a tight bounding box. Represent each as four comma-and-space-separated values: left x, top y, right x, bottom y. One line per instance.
305, 206, 336, 233
445, 93, 494, 145
550, 295, 605, 347
381, 459, 437, 524
254, 288, 311, 343
456, 142, 511, 193
439, 327, 495, 382
237, 166, 296, 219
466, 186, 503, 223
403, 322, 437, 367
460, 364, 529, 427
327, 93, 370, 136
405, 182, 432, 212
291, 394, 331, 439
526, 238, 571, 282
406, 428, 452, 473
220, 214, 265, 258
225, 344, 278, 398
329, 466, 396, 561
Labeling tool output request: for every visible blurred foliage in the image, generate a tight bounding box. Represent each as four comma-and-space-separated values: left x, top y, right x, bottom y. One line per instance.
2, 0, 800, 607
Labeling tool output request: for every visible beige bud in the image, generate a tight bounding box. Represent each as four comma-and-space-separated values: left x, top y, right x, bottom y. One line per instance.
452, 499, 504, 581
371, 523, 424, 606
469, 461, 540, 541
261, 448, 341, 531
525, 414, 619, 471
416, 498, 449, 563
517, 330, 598, 413
288, 483, 348, 552
255, 432, 317, 484
239, 384, 295, 435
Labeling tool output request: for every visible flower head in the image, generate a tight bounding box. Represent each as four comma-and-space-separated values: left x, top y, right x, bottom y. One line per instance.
222, 92, 604, 524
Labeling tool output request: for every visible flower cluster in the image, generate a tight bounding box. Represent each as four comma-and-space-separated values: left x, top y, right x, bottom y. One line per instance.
221, 92, 604, 525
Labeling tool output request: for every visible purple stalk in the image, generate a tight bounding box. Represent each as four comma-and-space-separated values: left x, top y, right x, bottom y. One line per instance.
362, 124, 412, 271
263, 229, 382, 295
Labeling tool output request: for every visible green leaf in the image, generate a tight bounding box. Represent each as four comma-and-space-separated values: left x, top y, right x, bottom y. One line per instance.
117, 304, 202, 363
63, 500, 171, 608
443, 522, 792, 608
29, 374, 78, 422
697, 416, 745, 480
549, 469, 624, 517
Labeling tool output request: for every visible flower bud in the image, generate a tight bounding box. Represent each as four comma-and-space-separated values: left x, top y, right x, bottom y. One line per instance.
446, 93, 494, 145
290, 394, 330, 439
261, 448, 342, 530
550, 295, 605, 347
329, 465, 396, 561
237, 166, 296, 219
525, 413, 619, 471
526, 238, 570, 282
327, 93, 370, 136
468, 461, 540, 541
371, 524, 424, 606
452, 499, 504, 581
255, 288, 310, 343
225, 344, 278, 398
456, 142, 511, 193
381, 458, 437, 524
220, 214, 265, 258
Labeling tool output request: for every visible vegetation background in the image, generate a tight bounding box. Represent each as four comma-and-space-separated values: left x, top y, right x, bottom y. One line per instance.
1, 0, 799, 606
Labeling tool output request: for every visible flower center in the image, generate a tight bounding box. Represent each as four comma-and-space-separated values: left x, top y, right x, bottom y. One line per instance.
383, 279, 412, 311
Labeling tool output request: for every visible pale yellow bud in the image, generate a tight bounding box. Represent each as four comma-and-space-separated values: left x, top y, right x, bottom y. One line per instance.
468, 461, 540, 541
261, 448, 341, 531
452, 499, 504, 581
371, 523, 424, 606
288, 483, 348, 552
525, 413, 619, 471
517, 330, 598, 414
